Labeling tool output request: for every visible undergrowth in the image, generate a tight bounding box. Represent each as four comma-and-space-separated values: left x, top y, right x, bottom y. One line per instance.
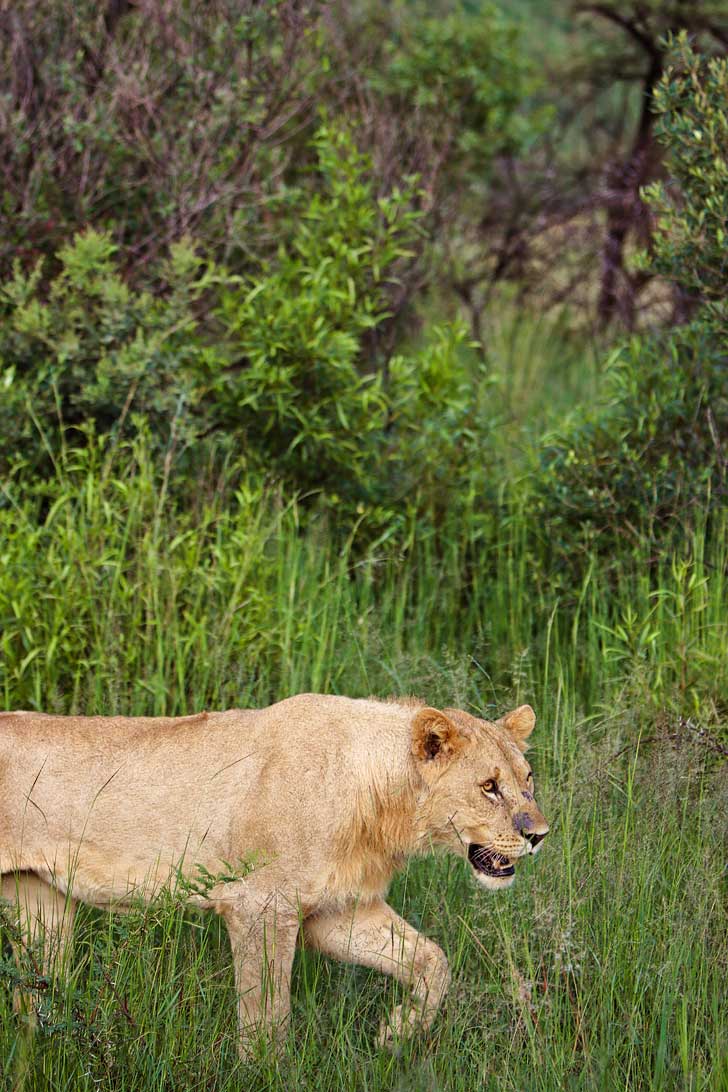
1, 438, 726, 1091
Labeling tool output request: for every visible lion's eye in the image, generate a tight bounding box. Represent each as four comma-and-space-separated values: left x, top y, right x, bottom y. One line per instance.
480, 778, 500, 797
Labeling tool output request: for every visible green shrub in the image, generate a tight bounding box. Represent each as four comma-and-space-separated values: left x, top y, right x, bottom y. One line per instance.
0, 0, 325, 280
372, 2, 543, 177
386, 322, 492, 523
641, 33, 728, 331
534, 37, 727, 574
536, 322, 725, 568
0, 0, 537, 315
207, 123, 494, 522
210, 126, 419, 504
0, 124, 494, 531
0, 231, 220, 475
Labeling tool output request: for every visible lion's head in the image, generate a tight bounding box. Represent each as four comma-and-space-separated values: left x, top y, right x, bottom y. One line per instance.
411, 704, 549, 890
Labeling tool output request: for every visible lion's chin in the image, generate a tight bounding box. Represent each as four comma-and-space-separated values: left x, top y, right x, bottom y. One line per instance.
472, 869, 516, 891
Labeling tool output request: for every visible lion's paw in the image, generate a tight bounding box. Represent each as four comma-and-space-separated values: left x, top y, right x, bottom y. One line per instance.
376, 1004, 421, 1050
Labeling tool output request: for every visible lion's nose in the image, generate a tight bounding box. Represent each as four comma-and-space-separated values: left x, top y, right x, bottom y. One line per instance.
513, 812, 548, 850
525, 830, 547, 849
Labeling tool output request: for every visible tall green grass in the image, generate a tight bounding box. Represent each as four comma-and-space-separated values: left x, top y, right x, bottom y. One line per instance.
2, 437, 725, 722
1, 440, 726, 1090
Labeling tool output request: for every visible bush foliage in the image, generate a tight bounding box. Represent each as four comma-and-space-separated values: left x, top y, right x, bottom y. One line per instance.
0, 14, 725, 566
0, 232, 218, 473
534, 40, 727, 570
0, 0, 536, 298
536, 323, 725, 565
0, 124, 489, 525
210, 126, 418, 501
642, 33, 728, 329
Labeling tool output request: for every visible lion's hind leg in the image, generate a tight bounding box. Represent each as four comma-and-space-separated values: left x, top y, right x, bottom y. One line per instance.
1, 871, 77, 1019
302, 898, 451, 1048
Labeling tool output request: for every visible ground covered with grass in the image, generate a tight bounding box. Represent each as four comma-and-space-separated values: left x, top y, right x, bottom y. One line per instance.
1, 439, 726, 1092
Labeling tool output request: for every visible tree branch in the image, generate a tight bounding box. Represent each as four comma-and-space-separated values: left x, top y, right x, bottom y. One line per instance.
576, 3, 659, 58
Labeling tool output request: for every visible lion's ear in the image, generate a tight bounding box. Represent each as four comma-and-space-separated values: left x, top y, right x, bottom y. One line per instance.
411, 708, 465, 763
497, 704, 536, 751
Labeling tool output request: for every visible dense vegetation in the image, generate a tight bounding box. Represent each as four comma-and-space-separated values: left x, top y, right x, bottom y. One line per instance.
0, 4, 726, 1089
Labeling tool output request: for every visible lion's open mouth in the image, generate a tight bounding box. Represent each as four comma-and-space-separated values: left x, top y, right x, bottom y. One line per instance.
467, 843, 515, 878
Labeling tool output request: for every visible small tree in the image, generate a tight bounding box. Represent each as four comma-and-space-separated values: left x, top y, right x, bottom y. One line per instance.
535, 38, 728, 571
641, 33, 728, 332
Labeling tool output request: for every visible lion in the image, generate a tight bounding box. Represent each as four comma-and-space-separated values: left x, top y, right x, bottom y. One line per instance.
0, 694, 548, 1052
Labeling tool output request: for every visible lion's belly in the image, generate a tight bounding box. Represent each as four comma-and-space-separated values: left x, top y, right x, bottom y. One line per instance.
2, 819, 235, 908
0, 747, 247, 907
28, 846, 181, 908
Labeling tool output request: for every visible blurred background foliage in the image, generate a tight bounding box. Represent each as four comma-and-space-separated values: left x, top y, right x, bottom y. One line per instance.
0, 1, 725, 609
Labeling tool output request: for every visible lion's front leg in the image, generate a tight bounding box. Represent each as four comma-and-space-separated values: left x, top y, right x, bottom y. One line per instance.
302, 898, 450, 1047
219, 897, 300, 1058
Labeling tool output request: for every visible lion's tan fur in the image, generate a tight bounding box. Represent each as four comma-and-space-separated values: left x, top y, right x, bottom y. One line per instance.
0, 693, 548, 1050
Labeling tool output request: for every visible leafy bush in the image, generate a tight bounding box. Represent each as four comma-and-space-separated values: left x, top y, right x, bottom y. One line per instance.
0, 230, 220, 476
0, 0, 536, 313
534, 41, 727, 572
210, 126, 419, 503
536, 323, 725, 567
386, 322, 491, 522
370, 2, 543, 179
0, 0, 324, 279
641, 34, 728, 330
0, 125, 491, 529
